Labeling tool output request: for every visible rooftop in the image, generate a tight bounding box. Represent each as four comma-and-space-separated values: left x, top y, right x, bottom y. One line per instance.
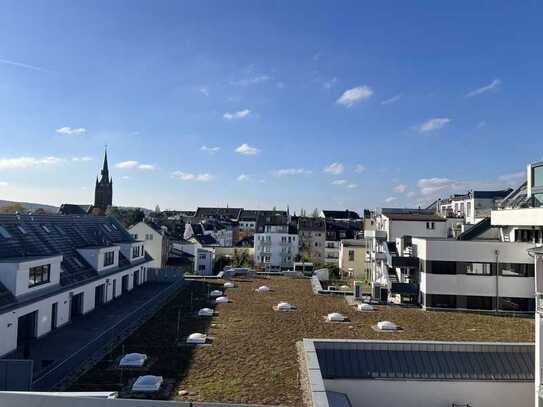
72, 277, 534, 406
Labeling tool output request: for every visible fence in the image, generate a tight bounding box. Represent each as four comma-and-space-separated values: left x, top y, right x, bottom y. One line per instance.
31, 273, 184, 391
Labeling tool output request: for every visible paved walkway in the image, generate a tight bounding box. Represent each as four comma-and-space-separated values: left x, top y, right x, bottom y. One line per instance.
11, 282, 173, 377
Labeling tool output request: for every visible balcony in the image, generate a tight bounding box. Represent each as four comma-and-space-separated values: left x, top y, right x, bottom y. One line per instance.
365, 230, 387, 240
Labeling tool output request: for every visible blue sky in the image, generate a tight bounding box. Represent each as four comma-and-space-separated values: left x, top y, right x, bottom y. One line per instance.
0, 1, 542, 212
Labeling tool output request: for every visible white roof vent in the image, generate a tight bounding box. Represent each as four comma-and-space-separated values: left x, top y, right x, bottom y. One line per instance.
217, 271, 224, 278
131, 375, 163, 392
327, 312, 346, 322
377, 321, 398, 331
340, 285, 351, 291
215, 296, 229, 304
223, 282, 235, 288
119, 353, 147, 367
186, 333, 207, 344
256, 285, 270, 293
198, 308, 214, 317
275, 302, 295, 311
357, 303, 374, 312
210, 290, 223, 297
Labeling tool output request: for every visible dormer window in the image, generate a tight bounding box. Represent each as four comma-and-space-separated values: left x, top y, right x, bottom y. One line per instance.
132, 245, 143, 258
104, 251, 115, 267
29, 264, 51, 288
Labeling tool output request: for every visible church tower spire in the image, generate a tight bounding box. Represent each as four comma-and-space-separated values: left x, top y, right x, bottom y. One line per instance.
94, 147, 113, 212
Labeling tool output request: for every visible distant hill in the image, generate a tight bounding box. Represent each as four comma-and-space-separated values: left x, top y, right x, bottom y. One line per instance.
0, 199, 59, 213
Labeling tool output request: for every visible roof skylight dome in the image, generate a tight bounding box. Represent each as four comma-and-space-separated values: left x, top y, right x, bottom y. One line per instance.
357, 303, 374, 312
327, 312, 346, 322
186, 333, 207, 344
131, 375, 163, 392
224, 282, 235, 288
210, 289, 223, 297
340, 285, 350, 291
256, 285, 270, 293
215, 296, 229, 304
198, 308, 214, 317
276, 302, 294, 311
377, 320, 398, 331
119, 353, 148, 367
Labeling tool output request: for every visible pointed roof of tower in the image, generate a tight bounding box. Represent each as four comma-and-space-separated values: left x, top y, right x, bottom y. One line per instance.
100, 148, 110, 182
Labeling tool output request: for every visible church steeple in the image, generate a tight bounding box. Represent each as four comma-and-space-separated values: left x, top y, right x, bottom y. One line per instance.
94, 147, 113, 211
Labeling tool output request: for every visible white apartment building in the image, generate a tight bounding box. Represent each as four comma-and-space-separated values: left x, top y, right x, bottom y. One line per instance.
254, 213, 298, 272
194, 247, 214, 275
0, 214, 152, 358
129, 221, 170, 268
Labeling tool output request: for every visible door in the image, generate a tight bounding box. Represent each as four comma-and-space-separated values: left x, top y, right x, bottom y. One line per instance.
70, 292, 84, 320
112, 279, 117, 299
133, 270, 140, 287
94, 284, 105, 306
121, 275, 129, 294
17, 310, 37, 358
51, 303, 58, 331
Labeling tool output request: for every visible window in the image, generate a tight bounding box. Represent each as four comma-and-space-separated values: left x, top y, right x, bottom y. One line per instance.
499, 263, 534, 277
465, 263, 492, 275
29, 264, 51, 288
466, 202, 472, 217
104, 251, 115, 267
466, 296, 493, 310
199, 254, 207, 260
282, 236, 287, 243
532, 164, 543, 188
428, 261, 456, 274
534, 193, 543, 207
429, 294, 456, 308
198, 265, 206, 271
264, 256, 271, 263
425, 222, 435, 230
499, 297, 535, 312
348, 250, 355, 261
132, 245, 142, 258
132, 233, 138, 239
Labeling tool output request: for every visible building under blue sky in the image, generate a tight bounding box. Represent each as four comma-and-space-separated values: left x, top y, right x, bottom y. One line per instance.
0, 1, 541, 211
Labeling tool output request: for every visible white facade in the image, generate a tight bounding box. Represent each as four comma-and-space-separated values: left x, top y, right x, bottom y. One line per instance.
129, 222, 169, 268
194, 247, 214, 275
324, 240, 340, 264
254, 231, 299, 272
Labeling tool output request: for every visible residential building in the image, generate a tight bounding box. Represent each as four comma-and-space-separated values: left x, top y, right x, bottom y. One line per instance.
298, 217, 326, 266
0, 214, 152, 357
319, 209, 361, 223
325, 221, 359, 266
194, 247, 214, 275
338, 239, 369, 280
128, 221, 170, 268
193, 207, 243, 222
254, 212, 298, 272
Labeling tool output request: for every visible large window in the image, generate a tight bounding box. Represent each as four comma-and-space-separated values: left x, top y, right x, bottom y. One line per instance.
499, 297, 535, 312
465, 263, 493, 276
348, 250, 355, 261
429, 261, 456, 274
532, 164, 543, 188
29, 264, 51, 288
104, 251, 115, 267
429, 294, 456, 308
132, 245, 142, 258
499, 263, 534, 277
466, 295, 493, 310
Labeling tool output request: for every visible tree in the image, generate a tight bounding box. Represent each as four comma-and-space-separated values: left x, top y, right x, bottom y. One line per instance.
0, 203, 29, 214
106, 207, 145, 228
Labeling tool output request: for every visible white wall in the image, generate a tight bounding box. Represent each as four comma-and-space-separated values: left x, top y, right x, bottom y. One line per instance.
129, 222, 163, 268
492, 208, 543, 227
0, 263, 149, 357
254, 232, 299, 270
386, 219, 448, 241
0, 256, 62, 297
325, 378, 533, 407
77, 246, 121, 273
195, 248, 214, 275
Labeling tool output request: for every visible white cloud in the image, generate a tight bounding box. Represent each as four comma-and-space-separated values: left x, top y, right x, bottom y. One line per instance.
407, 191, 416, 198
381, 94, 401, 105
172, 171, 213, 182
0, 181, 8, 187
115, 160, 155, 170
0, 58, 47, 72
200, 145, 220, 154
272, 168, 312, 177
497, 171, 524, 185
199, 87, 209, 96
324, 162, 344, 175
0, 156, 63, 170
56, 127, 86, 136
138, 164, 156, 171
466, 79, 501, 98
115, 160, 139, 169
336, 85, 373, 107
323, 77, 337, 89
418, 117, 451, 133
120, 176, 131, 180
230, 75, 271, 86
393, 184, 408, 193
354, 164, 366, 173
235, 143, 259, 155
223, 109, 251, 120
417, 177, 456, 196
385, 197, 397, 203
347, 183, 358, 189
477, 120, 487, 128
237, 174, 250, 182
72, 156, 93, 162
332, 179, 347, 185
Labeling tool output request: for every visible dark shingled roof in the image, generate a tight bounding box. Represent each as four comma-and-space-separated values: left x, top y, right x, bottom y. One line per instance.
0, 214, 143, 294
321, 210, 360, 220
58, 204, 93, 215
195, 207, 243, 220
315, 341, 534, 381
